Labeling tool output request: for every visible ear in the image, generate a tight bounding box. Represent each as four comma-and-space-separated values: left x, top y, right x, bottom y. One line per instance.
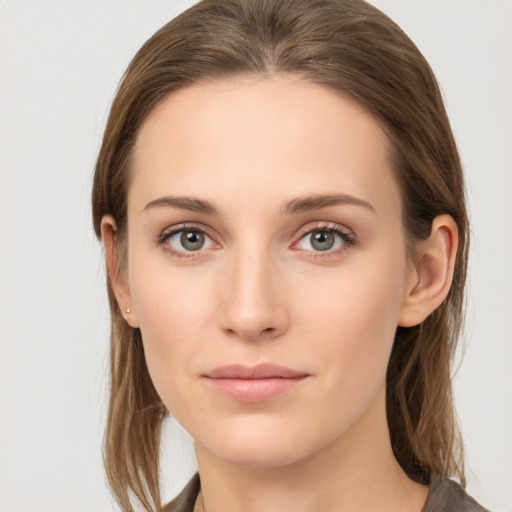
398, 214, 458, 327
101, 215, 140, 328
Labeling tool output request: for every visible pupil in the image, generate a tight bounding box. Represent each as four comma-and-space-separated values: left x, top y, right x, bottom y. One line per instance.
181, 231, 204, 251
311, 231, 334, 251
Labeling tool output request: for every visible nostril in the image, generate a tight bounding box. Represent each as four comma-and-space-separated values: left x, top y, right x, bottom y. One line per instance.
225, 325, 278, 341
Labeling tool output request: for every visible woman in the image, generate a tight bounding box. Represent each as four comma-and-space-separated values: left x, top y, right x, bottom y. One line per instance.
92, 0, 489, 510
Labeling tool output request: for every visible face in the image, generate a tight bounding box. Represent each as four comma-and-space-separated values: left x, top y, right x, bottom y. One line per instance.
121, 76, 416, 468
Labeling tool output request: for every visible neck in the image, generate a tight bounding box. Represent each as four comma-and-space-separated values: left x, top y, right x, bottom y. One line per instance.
194, 387, 428, 512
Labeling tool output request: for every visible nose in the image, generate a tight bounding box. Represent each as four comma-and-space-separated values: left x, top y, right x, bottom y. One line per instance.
217, 248, 289, 341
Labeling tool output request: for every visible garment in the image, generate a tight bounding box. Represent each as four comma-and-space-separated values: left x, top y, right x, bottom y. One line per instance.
422, 474, 489, 512
163, 472, 489, 512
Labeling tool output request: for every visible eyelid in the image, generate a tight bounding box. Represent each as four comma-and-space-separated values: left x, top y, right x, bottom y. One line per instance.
157, 222, 221, 258
291, 221, 356, 256
294, 221, 354, 240
157, 222, 216, 243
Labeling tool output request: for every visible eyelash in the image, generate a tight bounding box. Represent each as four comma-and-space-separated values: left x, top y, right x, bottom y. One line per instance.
156, 222, 356, 260
293, 223, 356, 260
156, 223, 215, 259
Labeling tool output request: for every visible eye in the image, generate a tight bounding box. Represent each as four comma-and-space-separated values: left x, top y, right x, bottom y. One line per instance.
294, 225, 354, 253
161, 227, 215, 254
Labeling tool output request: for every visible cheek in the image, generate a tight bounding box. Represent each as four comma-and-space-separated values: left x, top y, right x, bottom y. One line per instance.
299, 249, 407, 343
296, 252, 408, 401
127, 248, 215, 389
129, 275, 210, 427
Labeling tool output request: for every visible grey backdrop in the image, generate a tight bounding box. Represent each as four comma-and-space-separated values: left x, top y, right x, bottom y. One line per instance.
1, 1, 511, 510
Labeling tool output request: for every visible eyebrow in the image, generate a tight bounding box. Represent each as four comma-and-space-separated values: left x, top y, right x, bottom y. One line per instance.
143, 193, 375, 216
144, 196, 219, 214
280, 193, 375, 216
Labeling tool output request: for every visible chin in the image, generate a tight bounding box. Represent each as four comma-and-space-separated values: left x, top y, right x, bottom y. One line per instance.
213, 440, 308, 468
194, 417, 321, 469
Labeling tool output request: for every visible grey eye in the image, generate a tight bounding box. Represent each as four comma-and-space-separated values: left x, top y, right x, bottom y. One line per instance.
310, 231, 335, 251
180, 230, 205, 251
166, 229, 214, 252
296, 228, 347, 253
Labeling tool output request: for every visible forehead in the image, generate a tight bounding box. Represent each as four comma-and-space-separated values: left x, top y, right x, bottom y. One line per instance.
129, 75, 399, 217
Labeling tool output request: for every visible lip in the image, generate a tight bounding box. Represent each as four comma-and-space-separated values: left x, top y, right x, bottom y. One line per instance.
203, 364, 309, 402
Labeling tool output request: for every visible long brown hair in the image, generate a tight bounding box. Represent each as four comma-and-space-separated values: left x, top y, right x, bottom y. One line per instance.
92, 0, 469, 509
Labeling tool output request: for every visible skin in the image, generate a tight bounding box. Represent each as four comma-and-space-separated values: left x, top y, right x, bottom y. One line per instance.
102, 75, 458, 512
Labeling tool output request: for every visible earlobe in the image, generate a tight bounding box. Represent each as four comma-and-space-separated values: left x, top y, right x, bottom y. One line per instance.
398, 215, 458, 327
100, 215, 140, 328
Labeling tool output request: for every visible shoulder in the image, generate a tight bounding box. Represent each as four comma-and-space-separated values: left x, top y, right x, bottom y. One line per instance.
423, 474, 490, 512
162, 474, 201, 512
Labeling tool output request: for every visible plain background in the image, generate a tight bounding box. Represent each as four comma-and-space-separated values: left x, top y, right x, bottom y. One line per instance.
0, 1, 510, 510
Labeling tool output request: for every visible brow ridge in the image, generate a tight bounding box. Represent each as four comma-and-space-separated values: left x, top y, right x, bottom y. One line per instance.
144, 196, 219, 215
280, 193, 375, 215
143, 193, 375, 216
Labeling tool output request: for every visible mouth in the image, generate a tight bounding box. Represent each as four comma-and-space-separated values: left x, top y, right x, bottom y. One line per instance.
202, 364, 309, 402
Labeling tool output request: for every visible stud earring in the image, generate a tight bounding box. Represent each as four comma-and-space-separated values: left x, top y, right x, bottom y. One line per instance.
126, 308, 131, 314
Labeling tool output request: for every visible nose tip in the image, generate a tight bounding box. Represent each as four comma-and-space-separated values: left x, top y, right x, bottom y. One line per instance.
217, 254, 288, 342
220, 291, 287, 341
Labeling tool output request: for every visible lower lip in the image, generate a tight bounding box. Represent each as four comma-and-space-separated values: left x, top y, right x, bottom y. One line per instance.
205, 377, 307, 402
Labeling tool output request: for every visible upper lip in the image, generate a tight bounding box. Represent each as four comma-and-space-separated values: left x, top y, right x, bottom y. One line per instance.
204, 364, 308, 379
